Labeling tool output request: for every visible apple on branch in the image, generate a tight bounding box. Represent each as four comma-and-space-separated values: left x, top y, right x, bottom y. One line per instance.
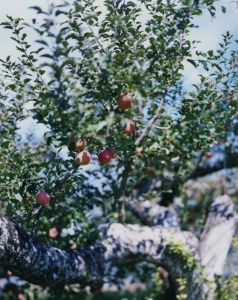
48, 227, 59, 239
17, 293, 24, 300
75, 150, 91, 165
106, 146, 117, 159
75, 136, 86, 152
117, 93, 133, 110
70, 243, 77, 249
36, 191, 50, 206
123, 120, 135, 134
98, 150, 112, 164
206, 151, 212, 158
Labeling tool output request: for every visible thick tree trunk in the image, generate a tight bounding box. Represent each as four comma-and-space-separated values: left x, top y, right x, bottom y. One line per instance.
0, 195, 236, 299
200, 194, 238, 299
0, 215, 202, 298
101, 223, 203, 299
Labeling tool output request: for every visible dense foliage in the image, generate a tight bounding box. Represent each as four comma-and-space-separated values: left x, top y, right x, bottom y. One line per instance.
0, 0, 237, 299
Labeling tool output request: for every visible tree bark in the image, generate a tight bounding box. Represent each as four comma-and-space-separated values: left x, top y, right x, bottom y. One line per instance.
0, 195, 236, 299
0, 215, 104, 289
200, 194, 238, 299
128, 199, 180, 228
0, 215, 202, 298
101, 223, 203, 299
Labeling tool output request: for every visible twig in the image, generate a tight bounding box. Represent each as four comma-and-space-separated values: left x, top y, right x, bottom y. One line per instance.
133, 117, 170, 130
55, 164, 80, 187
95, 94, 110, 114
118, 163, 131, 223
150, 124, 170, 130
214, 93, 238, 103
231, 112, 238, 120
135, 91, 167, 146
82, 14, 107, 55
187, 151, 204, 181
11, 21, 50, 92
31, 206, 45, 234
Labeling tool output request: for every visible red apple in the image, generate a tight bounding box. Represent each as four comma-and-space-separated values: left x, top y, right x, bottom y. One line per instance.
206, 152, 212, 158
75, 136, 86, 152
17, 294, 24, 300
70, 243, 77, 249
98, 150, 111, 164
75, 150, 91, 165
117, 93, 132, 110
123, 120, 135, 134
36, 191, 50, 206
48, 227, 59, 239
106, 146, 117, 159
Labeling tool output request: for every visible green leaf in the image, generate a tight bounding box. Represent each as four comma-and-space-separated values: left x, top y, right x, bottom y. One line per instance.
187, 59, 197, 68
24, 78, 31, 84
39, 70, 46, 75
29, 6, 47, 15
15, 193, 22, 201
22, 33, 27, 40
221, 6, 226, 13
207, 50, 213, 57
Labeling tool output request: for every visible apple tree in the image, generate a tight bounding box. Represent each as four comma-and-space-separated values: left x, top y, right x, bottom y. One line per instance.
0, 0, 238, 299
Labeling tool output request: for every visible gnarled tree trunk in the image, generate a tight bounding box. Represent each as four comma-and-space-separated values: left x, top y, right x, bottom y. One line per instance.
0, 195, 236, 299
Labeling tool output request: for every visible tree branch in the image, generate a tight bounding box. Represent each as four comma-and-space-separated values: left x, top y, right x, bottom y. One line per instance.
200, 194, 238, 299
200, 195, 238, 278
54, 164, 80, 187
0, 215, 103, 289
0, 214, 202, 299
188, 152, 238, 179
82, 14, 107, 55
128, 199, 180, 228
135, 91, 167, 146
0, 195, 237, 299
117, 162, 131, 223
101, 223, 203, 300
